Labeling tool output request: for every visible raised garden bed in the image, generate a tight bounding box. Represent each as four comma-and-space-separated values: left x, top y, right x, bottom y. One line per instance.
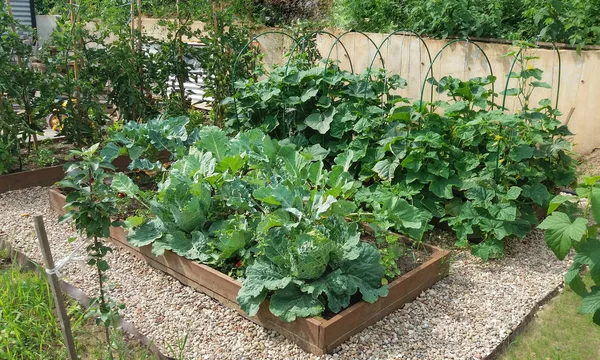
0, 152, 170, 194
49, 188, 450, 355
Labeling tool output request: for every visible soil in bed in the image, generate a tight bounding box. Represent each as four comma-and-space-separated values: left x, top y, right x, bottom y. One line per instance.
13, 141, 74, 173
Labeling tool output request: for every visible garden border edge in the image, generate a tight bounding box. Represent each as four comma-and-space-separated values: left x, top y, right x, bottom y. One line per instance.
49, 187, 451, 355
0, 232, 174, 360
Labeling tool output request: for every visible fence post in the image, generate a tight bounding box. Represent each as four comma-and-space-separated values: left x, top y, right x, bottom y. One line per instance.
33, 215, 78, 360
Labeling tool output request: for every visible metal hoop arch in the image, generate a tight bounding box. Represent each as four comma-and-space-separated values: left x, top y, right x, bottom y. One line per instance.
362, 30, 434, 111
321, 31, 385, 91
418, 39, 495, 128
231, 31, 299, 130
501, 44, 562, 113
283, 31, 354, 76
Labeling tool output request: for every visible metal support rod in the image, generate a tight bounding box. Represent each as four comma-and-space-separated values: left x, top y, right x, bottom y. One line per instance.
33, 216, 78, 360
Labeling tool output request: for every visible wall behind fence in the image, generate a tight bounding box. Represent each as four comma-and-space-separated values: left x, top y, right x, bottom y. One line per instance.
34, 17, 599, 155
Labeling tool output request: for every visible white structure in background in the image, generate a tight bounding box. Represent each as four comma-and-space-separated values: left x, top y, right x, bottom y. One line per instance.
8, 0, 36, 29
145, 42, 211, 110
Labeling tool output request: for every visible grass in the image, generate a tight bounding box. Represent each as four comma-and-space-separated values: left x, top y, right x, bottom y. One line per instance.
0, 256, 160, 360
500, 275, 600, 360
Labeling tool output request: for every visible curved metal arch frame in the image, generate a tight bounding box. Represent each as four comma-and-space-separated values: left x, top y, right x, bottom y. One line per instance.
283, 30, 354, 76
418, 39, 496, 128
501, 44, 562, 113
497, 43, 563, 179
362, 30, 434, 112
320, 31, 385, 91
231, 31, 299, 130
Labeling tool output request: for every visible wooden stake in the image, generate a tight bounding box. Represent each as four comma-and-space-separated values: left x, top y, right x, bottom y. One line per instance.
175, 0, 185, 105
69, 0, 79, 81
137, 0, 142, 53
130, 0, 135, 51
33, 216, 78, 360
5, 0, 22, 67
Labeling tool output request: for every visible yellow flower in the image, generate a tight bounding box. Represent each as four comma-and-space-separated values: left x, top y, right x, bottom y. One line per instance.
499, 158, 505, 164
527, 64, 534, 70
494, 135, 503, 141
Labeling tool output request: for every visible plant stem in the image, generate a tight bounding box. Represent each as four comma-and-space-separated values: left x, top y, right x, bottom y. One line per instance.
89, 167, 112, 359
94, 235, 111, 356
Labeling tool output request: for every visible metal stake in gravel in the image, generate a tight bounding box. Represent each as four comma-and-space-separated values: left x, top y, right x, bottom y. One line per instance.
33, 215, 78, 360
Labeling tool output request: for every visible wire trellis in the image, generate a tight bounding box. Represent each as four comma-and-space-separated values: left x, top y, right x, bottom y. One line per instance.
231, 31, 563, 134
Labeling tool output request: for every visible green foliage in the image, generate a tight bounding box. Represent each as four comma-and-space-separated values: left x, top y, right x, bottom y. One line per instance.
41, 14, 109, 146
31, 146, 59, 167
0, 265, 84, 359
523, 0, 600, 53
329, 0, 600, 51
121, 127, 390, 320
105, 115, 193, 171
366, 71, 574, 259
226, 51, 576, 260
194, 0, 257, 124
58, 144, 124, 350
0, 139, 17, 175
103, 32, 160, 122
540, 176, 600, 325
254, 0, 331, 26
332, 0, 406, 33
228, 57, 408, 157
239, 216, 387, 321
406, 0, 511, 39
0, 3, 49, 172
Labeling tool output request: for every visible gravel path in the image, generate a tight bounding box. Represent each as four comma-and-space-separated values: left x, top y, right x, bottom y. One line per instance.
0, 187, 570, 360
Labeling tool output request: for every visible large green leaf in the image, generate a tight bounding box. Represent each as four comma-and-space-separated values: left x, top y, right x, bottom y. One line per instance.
430, 176, 461, 199
269, 285, 323, 322
488, 203, 517, 221
471, 238, 504, 261
111, 173, 139, 199
304, 269, 350, 313
326, 216, 361, 261
127, 220, 163, 247
382, 197, 422, 229
199, 126, 229, 162
166, 230, 191, 258
373, 159, 400, 181
278, 145, 310, 180
213, 228, 249, 260
253, 184, 295, 208
237, 259, 293, 316
100, 142, 120, 162
339, 243, 388, 303
504, 186, 522, 201
547, 195, 571, 214
466, 187, 495, 207
581, 287, 600, 314
170, 198, 207, 233
241, 259, 293, 296
538, 212, 588, 260
300, 87, 319, 102
509, 145, 534, 162
185, 231, 211, 262
591, 188, 600, 224
237, 288, 268, 317
573, 239, 600, 283
305, 109, 335, 135
523, 183, 551, 206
